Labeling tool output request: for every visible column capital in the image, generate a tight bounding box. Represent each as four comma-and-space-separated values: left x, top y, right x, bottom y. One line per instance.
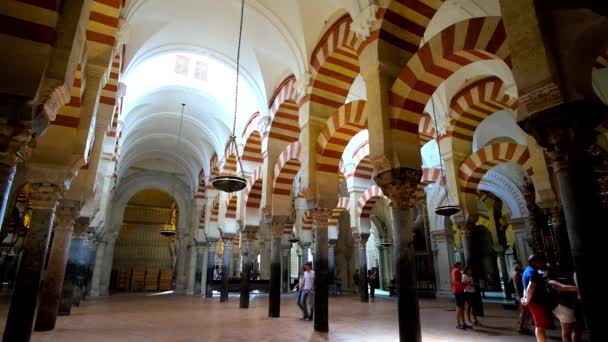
268, 216, 288, 237
0, 119, 35, 166
309, 208, 332, 228
547, 207, 564, 227
54, 200, 81, 231
29, 183, 63, 210
358, 233, 370, 248
328, 239, 338, 247
374, 167, 421, 209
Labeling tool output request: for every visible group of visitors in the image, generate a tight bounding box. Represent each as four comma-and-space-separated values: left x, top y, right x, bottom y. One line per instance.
352, 269, 379, 297
451, 262, 481, 330
513, 255, 582, 342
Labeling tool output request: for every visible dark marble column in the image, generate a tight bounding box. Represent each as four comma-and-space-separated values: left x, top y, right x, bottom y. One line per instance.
357, 234, 369, 302
461, 214, 484, 317
301, 242, 310, 264
328, 240, 336, 295
205, 240, 217, 298
2, 182, 62, 342
0, 164, 17, 230
194, 243, 206, 296
378, 245, 386, 289
520, 102, 607, 341
34, 201, 79, 331
268, 218, 284, 317
220, 237, 234, 303
312, 208, 331, 333
239, 233, 254, 309
281, 242, 291, 293
548, 207, 573, 275
375, 167, 422, 342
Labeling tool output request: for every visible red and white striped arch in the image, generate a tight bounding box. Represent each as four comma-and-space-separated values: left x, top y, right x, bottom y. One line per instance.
328, 197, 350, 226
317, 100, 367, 173
198, 207, 206, 230
421, 167, 442, 185
308, 14, 361, 117
268, 76, 300, 144
445, 77, 518, 153
351, 141, 373, 180
418, 113, 435, 146
459, 143, 533, 194
225, 194, 238, 219
390, 17, 511, 135
210, 153, 219, 178
210, 197, 220, 223
195, 169, 205, 199
357, 185, 388, 219
242, 112, 263, 163
245, 165, 263, 208
302, 211, 313, 231
273, 142, 302, 196
219, 142, 239, 176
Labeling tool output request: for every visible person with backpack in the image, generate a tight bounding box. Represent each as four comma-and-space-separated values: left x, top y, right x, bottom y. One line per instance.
548, 273, 582, 342
521, 255, 551, 342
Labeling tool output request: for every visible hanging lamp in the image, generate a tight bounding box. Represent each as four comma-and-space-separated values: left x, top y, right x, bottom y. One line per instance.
211, 0, 247, 193
429, 94, 460, 217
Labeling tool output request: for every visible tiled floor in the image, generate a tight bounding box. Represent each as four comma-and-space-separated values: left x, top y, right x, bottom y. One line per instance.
0, 292, 537, 341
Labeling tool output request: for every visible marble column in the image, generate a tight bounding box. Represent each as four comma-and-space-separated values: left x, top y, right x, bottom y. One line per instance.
239, 233, 254, 309
375, 167, 421, 342
301, 242, 310, 264
328, 240, 337, 294
548, 207, 573, 274
281, 241, 291, 293
312, 208, 331, 333
509, 218, 532, 264
186, 242, 197, 295
194, 242, 208, 296
205, 239, 217, 298
431, 230, 455, 297
268, 218, 285, 317
220, 236, 234, 303
34, 201, 79, 331
494, 245, 510, 299
89, 239, 107, 297
99, 234, 117, 296
2, 182, 62, 342
520, 102, 607, 340
378, 245, 386, 289
357, 234, 369, 302
0, 164, 16, 230
461, 214, 484, 317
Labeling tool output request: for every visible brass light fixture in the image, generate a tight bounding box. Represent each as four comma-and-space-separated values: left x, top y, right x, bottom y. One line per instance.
211, 0, 247, 193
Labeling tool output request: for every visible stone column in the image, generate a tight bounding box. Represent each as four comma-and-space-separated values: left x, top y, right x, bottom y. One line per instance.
239, 232, 255, 309
186, 242, 197, 295
34, 201, 79, 331
521, 104, 607, 340
2, 182, 62, 342
205, 239, 217, 298
89, 239, 107, 297
258, 239, 268, 279
494, 245, 510, 299
99, 234, 117, 296
0, 118, 35, 231
281, 241, 291, 293
461, 214, 484, 317
328, 240, 337, 294
357, 234, 369, 302
548, 207, 573, 274
194, 242, 208, 296
508, 218, 532, 263
268, 218, 285, 317
431, 230, 455, 297
301, 242, 310, 264
378, 245, 386, 289
312, 208, 331, 333
220, 236, 234, 302
375, 167, 422, 342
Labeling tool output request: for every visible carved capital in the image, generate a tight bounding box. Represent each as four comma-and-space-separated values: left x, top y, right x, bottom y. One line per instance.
0, 118, 35, 166
462, 215, 478, 236
358, 233, 369, 248
29, 183, 63, 210
374, 167, 421, 209
310, 208, 332, 228
350, 3, 379, 40
55, 201, 81, 231
269, 216, 288, 237
519, 80, 564, 116
294, 71, 312, 97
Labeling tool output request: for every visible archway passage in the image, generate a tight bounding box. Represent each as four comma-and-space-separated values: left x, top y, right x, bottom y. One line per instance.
111, 189, 178, 293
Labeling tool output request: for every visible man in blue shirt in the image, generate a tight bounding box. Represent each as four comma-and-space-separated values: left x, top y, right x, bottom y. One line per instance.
521, 255, 549, 342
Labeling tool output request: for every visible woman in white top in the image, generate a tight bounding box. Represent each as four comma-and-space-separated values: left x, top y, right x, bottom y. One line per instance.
462, 266, 480, 328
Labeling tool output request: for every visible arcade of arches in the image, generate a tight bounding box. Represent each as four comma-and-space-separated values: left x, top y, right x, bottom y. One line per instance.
1, 1, 607, 341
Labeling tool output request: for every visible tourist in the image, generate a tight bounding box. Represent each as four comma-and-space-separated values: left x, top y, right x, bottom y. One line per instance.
462, 266, 480, 328
512, 261, 532, 335
451, 262, 466, 330
368, 269, 377, 298
335, 274, 342, 295
521, 255, 551, 342
353, 269, 359, 294
297, 261, 314, 320
294, 267, 305, 307
548, 273, 582, 342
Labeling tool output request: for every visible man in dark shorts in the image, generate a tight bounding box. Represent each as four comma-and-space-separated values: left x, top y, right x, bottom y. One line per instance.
451, 262, 466, 330
521, 255, 550, 342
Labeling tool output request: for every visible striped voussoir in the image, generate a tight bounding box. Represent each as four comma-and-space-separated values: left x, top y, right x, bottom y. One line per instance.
357, 185, 387, 219
226, 194, 238, 219
198, 207, 205, 230
445, 76, 517, 152
283, 222, 293, 235
273, 142, 302, 196
245, 165, 263, 208
268, 76, 299, 144
593, 50, 608, 70
390, 17, 511, 135
210, 154, 219, 178
418, 113, 435, 146
375, 0, 445, 56
52, 56, 85, 128
210, 197, 220, 223
242, 112, 263, 163
350, 141, 374, 180
458, 143, 533, 194
309, 14, 361, 117
219, 142, 239, 176
86, 0, 121, 59
302, 211, 313, 231
195, 170, 206, 199
328, 197, 349, 227
317, 100, 367, 173
420, 167, 441, 185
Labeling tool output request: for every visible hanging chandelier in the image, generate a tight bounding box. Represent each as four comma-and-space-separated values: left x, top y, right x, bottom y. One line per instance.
211, 0, 247, 193
429, 94, 460, 217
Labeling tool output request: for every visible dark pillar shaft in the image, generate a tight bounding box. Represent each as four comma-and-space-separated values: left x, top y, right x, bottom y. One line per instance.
194, 246, 204, 295
328, 241, 336, 294
34, 206, 75, 331
549, 210, 573, 275
205, 241, 216, 298
313, 215, 329, 333
220, 239, 233, 302
0, 164, 16, 231
462, 217, 484, 317
268, 234, 281, 317
391, 206, 421, 342
378, 246, 386, 289
239, 238, 252, 309
3, 187, 59, 342
358, 236, 369, 302
281, 246, 289, 293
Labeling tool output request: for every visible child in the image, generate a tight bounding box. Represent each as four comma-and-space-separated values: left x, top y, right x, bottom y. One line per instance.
462, 266, 480, 328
